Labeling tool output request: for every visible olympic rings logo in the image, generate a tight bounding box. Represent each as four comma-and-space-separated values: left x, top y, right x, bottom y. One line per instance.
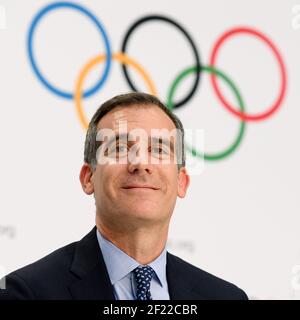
27, 1, 287, 161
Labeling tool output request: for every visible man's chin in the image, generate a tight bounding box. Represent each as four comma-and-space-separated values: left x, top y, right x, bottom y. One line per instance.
119, 208, 162, 222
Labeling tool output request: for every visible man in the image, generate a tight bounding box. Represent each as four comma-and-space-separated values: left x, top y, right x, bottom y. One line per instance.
0, 92, 247, 300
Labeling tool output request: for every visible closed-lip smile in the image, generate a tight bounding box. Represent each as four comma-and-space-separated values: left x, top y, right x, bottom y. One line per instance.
122, 184, 159, 190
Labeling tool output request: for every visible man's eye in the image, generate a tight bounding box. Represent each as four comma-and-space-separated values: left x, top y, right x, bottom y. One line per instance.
115, 145, 127, 152
151, 146, 169, 155
107, 144, 128, 156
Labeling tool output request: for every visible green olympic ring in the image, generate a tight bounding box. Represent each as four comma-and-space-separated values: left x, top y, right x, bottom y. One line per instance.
167, 65, 246, 161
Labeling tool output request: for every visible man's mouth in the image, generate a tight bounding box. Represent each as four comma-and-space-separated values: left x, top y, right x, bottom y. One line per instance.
122, 184, 159, 190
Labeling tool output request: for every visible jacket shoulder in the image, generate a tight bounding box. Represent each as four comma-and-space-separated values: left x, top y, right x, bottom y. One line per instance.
2, 241, 78, 299
167, 252, 248, 300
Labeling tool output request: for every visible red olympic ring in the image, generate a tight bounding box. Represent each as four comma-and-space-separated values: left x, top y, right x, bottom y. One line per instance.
209, 26, 287, 122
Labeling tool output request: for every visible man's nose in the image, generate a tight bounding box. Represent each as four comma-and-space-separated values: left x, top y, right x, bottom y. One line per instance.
128, 162, 152, 174
127, 145, 153, 174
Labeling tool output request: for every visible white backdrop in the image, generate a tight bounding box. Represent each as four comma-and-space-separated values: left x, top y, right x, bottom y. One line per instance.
1, 0, 300, 299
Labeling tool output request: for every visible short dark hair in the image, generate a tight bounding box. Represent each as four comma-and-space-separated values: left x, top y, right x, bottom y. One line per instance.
84, 92, 185, 170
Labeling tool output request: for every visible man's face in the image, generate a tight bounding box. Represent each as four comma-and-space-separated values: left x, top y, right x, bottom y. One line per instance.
81, 104, 189, 230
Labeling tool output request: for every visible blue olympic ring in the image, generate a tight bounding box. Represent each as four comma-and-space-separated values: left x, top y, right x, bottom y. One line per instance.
27, 1, 112, 99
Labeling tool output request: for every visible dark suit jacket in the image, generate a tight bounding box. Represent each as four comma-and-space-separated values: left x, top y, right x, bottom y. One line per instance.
0, 226, 248, 300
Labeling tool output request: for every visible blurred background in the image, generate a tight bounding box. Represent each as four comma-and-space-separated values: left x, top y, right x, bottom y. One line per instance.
0, 0, 300, 299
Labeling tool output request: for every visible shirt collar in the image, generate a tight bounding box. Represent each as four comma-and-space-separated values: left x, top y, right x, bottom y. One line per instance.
96, 228, 167, 287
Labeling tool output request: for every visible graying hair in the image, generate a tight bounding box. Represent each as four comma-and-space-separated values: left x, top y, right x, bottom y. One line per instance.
84, 92, 186, 170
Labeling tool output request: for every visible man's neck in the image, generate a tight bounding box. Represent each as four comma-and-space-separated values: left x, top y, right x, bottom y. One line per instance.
96, 218, 169, 265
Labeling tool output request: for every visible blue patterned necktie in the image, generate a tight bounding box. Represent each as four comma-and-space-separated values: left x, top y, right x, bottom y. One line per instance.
133, 265, 155, 300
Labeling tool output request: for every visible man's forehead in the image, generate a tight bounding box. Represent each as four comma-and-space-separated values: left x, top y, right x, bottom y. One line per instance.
96, 104, 176, 132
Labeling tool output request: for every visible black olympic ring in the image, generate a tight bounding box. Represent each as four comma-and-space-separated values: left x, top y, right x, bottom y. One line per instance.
120, 15, 202, 109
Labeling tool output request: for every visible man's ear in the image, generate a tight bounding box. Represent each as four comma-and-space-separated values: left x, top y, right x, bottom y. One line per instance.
177, 167, 190, 198
79, 163, 94, 195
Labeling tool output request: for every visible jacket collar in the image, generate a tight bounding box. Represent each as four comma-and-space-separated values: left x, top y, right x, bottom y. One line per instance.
68, 226, 115, 300
68, 226, 205, 300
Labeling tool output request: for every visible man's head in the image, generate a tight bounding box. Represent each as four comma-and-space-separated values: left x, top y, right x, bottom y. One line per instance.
79, 92, 190, 232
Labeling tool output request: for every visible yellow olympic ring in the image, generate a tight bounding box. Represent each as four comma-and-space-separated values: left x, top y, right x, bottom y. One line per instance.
74, 52, 157, 129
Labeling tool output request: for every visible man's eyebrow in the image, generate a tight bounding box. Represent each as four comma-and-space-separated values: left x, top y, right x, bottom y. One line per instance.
97, 132, 129, 147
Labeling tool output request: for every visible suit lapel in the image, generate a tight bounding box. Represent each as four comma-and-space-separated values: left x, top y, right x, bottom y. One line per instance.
166, 252, 206, 300
68, 226, 115, 300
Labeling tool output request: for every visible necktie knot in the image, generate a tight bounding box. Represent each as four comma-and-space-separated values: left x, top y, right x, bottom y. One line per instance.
133, 265, 154, 300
